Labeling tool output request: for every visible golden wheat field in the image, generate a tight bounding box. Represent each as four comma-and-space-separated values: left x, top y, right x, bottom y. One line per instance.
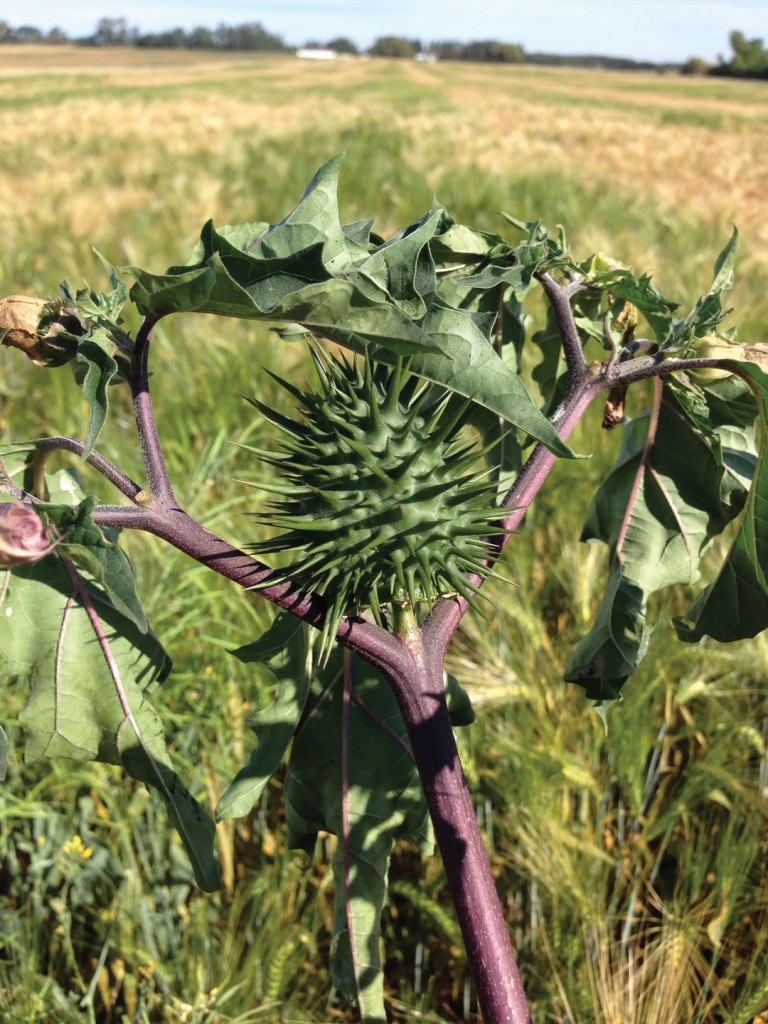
1, 46, 767, 287
1, 46, 768, 1024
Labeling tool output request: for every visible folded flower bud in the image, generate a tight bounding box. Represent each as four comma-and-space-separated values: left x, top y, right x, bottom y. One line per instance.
0, 502, 58, 567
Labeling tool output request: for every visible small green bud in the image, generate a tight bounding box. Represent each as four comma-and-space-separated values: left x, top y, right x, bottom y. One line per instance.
688, 335, 736, 382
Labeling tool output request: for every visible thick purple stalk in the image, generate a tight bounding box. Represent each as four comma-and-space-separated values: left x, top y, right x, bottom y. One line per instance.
387, 628, 532, 1024
129, 315, 176, 504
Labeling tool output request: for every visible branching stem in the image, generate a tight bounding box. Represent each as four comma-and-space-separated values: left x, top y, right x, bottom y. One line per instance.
130, 315, 176, 505
535, 270, 589, 384
31, 436, 143, 502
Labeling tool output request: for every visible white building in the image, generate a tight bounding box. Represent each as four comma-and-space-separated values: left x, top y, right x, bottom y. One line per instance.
296, 48, 338, 60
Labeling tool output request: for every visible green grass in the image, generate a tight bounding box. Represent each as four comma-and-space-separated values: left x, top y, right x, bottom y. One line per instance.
1, 50, 768, 1023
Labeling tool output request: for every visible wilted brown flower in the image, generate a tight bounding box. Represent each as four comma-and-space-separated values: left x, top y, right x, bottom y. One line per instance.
0, 296, 48, 364
0, 502, 58, 567
0, 295, 78, 367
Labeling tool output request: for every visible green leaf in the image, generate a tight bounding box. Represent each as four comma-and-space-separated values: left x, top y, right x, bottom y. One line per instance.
0, 557, 219, 891
248, 154, 369, 273
500, 217, 567, 288
675, 227, 739, 344
126, 159, 573, 456
445, 672, 475, 726
284, 651, 431, 1022
126, 157, 440, 357
604, 271, 679, 344
269, 280, 445, 355
399, 301, 574, 457
565, 566, 648, 700
353, 208, 440, 318
0, 442, 38, 496
675, 359, 768, 642
566, 390, 741, 696
41, 497, 149, 633
430, 217, 507, 271
216, 613, 311, 820
46, 269, 133, 454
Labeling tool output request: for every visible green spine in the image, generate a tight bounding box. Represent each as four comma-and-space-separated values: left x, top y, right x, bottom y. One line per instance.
248, 348, 502, 651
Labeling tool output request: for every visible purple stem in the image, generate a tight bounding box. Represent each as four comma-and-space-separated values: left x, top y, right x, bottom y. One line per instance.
535, 271, 589, 381
130, 315, 176, 505
91, 500, 414, 679
33, 436, 144, 502
385, 631, 532, 1024
423, 374, 602, 657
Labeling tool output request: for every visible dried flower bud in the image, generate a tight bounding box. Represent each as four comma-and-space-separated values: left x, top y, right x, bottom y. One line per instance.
0, 502, 58, 568
0, 295, 78, 367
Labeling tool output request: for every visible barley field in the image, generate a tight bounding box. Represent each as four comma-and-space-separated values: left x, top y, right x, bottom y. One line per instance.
1, 46, 767, 1024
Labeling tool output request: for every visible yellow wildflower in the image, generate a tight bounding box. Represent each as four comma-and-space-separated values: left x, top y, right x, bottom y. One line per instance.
62, 834, 93, 860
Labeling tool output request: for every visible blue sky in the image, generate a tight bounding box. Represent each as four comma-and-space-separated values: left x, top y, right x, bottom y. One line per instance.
12, 1, 768, 63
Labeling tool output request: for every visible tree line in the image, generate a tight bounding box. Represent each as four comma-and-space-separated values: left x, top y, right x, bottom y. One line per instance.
1, 18, 766, 77
0, 18, 290, 51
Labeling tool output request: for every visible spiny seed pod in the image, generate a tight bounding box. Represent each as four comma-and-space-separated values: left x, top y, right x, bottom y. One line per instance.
246, 348, 504, 651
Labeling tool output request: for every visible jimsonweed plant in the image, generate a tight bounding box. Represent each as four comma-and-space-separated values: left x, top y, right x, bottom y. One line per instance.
2, 156, 767, 1023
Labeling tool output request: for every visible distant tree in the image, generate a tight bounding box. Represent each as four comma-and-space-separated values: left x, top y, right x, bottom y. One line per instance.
325, 36, 360, 55
681, 57, 710, 76
431, 40, 464, 61
463, 40, 524, 63
214, 21, 289, 52
326, 36, 358, 55
12, 25, 45, 43
87, 17, 136, 46
45, 27, 69, 44
525, 51, 662, 71
369, 36, 419, 58
188, 26, 214, 49
730, 30, 768, 75
136, 28, 188, 48
430, 39, 525, 64
712, 30, 768, 78
0, 20, 13, 43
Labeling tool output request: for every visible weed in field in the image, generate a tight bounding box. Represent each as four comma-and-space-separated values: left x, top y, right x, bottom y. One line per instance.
1, 49, 767, 1022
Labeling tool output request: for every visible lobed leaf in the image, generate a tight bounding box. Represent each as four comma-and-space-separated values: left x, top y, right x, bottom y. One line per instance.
41, 496, 149, 633
566, 389, 747, 697
0, 551, 219, 891
393, 301, 573, 457
675, 360, 768, 642
126, 158, 574, 457
672, 227, 739, 347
